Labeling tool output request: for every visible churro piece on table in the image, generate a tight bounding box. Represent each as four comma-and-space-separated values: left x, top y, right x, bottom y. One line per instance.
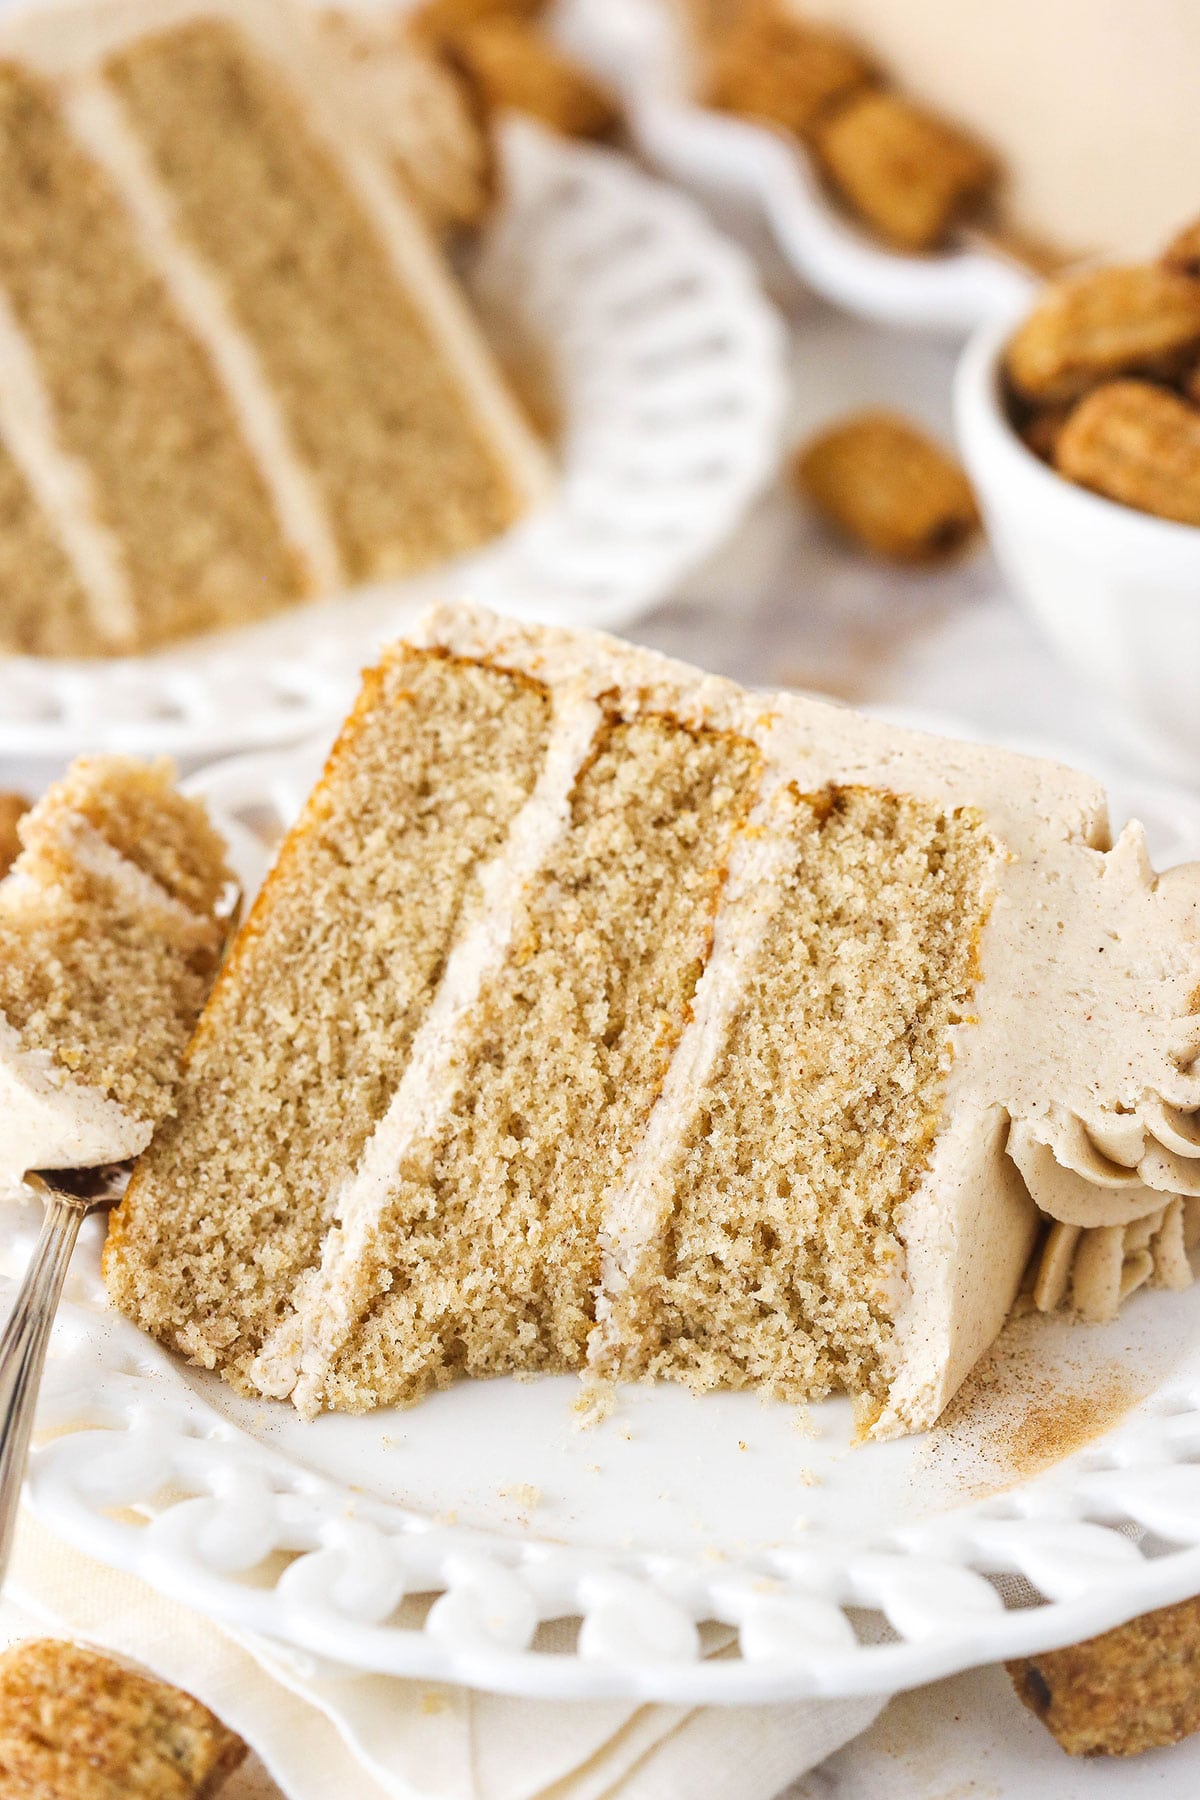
0, 1638, 246, 1798
1054, 379, 1200, 527
794, 409, 980, 561
1006, 266, 1200, 404
704, 2, 876, 142
812, 89, 996, 252
1008, 1595, 1200, 1756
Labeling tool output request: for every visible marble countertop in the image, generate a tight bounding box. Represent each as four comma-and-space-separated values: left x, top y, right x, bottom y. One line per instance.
2, 300, 1197, 1796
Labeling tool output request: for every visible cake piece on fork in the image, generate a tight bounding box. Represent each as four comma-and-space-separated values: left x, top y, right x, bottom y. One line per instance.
0, 756, 232, 1182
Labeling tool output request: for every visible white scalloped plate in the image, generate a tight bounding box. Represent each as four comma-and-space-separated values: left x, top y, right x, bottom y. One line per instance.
554, 0, 1038, 337
0, 116, 784, 760
14, 720, 1200, 1704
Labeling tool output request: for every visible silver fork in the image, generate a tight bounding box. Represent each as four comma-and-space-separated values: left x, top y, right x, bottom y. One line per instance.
0, 1162, 131, 1581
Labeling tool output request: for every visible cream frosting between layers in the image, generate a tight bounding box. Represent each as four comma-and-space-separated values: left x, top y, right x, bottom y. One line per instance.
404, 605, 1200, 1426
0, 281, 133, 649
63, 75, 343, 597
253, 687, 605, 1410
591, 776, 803, 1367
0, 1017, 149, 1186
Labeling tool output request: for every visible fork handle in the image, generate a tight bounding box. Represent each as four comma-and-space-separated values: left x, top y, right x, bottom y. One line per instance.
0, 1193, 84, 1583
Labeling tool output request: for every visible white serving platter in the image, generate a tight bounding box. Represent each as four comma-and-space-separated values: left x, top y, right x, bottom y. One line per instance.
0, 116, 785, 760
554, 0, 1037, 337
10, 719, 1200, 1703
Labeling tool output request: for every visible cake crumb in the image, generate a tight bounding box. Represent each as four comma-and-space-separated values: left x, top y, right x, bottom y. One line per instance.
737, 1439, 748, 1451
798, 1467, 819, 1488
572, 1376, 616, 1430
498, 1482, 542, 1511
791, 1406, 819, 1439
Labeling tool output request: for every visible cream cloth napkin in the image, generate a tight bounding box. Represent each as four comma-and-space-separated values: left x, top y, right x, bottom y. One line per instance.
1, 1513, 885, 1800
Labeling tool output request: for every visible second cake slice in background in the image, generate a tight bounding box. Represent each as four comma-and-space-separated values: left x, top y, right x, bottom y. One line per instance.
0, 0, 549, 658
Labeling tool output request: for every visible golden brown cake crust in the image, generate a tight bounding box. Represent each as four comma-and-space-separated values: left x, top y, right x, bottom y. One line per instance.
0, 1638, 245, 1799
1008, 1596, 1200, 1756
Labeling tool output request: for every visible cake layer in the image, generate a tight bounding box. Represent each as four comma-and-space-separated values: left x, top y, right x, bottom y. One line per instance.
108, 18, 529, 581
104, 648, 553, 1382
305, 712, 762, 1413
610, 785, 996, 1407
0, 60, 304, 652
0, 436, 100, 657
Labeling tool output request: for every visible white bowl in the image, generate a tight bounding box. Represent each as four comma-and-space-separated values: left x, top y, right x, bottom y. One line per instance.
956, 308, 1200, 783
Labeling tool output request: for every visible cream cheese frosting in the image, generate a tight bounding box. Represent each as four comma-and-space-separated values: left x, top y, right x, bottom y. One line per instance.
0, 1017, 150, 1187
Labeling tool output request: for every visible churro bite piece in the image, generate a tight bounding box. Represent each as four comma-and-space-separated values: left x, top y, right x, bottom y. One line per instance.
704, 1, 876, 142
794, 409, 980, 561
1008, 1596, 1200, 1757
1015, 402, 1074, 464
1053, 379, 1200, 527
1162, 214, 1200, 277
813, 89, 996, 252
1006, 266, 1200, 404
0, 1638, 246, 1799
436, 19, 620, 138
415, 0, 546, 34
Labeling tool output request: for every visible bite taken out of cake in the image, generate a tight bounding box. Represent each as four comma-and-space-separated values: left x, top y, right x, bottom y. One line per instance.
0, 756, 233, 1185
104, 605, 1200, 1438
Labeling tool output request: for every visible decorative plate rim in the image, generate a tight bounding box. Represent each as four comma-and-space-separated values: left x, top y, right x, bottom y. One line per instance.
11, 715, 1200, 1703
0, 116, 786, 759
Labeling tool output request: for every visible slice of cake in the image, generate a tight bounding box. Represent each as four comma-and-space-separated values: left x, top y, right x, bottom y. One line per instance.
105, 605, 1200, 1437
0, 757, 233, 1183
0, 0, 548, 658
